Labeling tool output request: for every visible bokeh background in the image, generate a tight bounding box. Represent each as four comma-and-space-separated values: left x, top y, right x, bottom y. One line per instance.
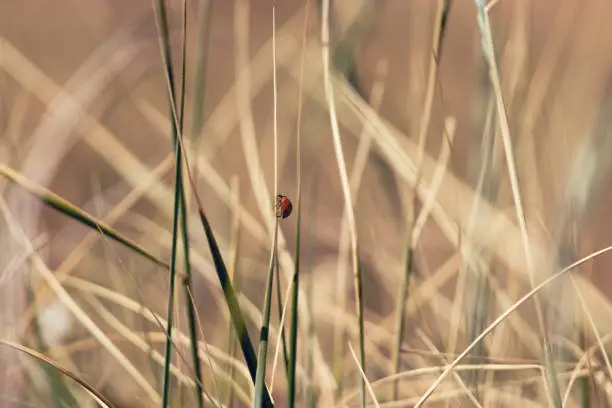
3, 0, 612, 407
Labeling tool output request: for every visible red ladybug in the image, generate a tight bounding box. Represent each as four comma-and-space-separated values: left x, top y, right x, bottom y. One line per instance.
276, 194, 293, 219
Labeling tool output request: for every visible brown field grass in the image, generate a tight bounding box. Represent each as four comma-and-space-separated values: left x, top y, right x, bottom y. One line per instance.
3, 0, 612, 407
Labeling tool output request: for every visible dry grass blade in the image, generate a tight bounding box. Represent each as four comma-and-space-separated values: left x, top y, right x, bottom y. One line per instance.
416, 329, 482, 408
562, 330, 612, 406
334, 58, 388, 398
390, 117, 455, 397
348, 343, 380, 408
16, 155, 174, 338
567, 275, 612, 406
476, 1, 561, 404
414, 245, 612, 407
411, 117, 456, 244
0, 196, 162, 404
81, 294, 223, 407
341, 359, 545, 406
183, 283, 224, 405
0, 339, 115, 408
61, 275, 253, 397
321, 0, 365, 404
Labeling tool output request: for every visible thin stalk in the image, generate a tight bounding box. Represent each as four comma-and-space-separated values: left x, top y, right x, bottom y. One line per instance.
305, 177, 320, 408
321, 0, 365, 405
151, 0, 182, 404
577, 330, 591, 408
288, 3, 310, 407
190, 0, 212, 141
226, 176, 241, 407
253, 7, 281, 407
332, 59, 388, 402
160, 136, 183, 408
390, 93, 454, 404
287, 210, 302, 408
390, 226, 414, 400
348, 343, 381, 408
152, 0, 204, 406
475, 1, 562, 405
177, 1, 205, 405
274, 261, 290, 375
253, 218, 281, 408
390, 9, 451, 391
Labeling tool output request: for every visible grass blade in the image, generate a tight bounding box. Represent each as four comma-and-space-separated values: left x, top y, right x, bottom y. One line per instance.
0, 339, 116, 408
348, 343, 380, 408
150, 0, 206, 406
475, 1, 562, 405
321, 0, 365, 404
26, 278, 80, 408
0, 164, 168, 270
253, 219, 280, 408
190, 0, 213, 142
197, 207, 274, 408
254, 6, 281, 407
288, 3, 310, 407
273, 260, 290, 377
413, 245, 612, 407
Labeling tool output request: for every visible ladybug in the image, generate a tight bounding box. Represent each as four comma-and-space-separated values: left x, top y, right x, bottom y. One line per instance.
276, 194, 293, 219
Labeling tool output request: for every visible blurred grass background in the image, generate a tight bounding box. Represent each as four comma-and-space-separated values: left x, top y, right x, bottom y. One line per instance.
3, 0, 612, 407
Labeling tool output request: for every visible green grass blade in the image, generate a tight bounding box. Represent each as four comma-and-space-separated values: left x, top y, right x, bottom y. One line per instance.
190, 0, 212, 142
390, 232, 414, 400
274, 260, 289, 376
196, 207, 274, 408
287, 3, 309, 405
160, 138, 183, 408
287, 214, 301, 408
152, 0, 182, 404
150, 1, 272, 405
578, 331, 592, 408
0, 164, 168, 270
151, 0, 207, 406
177, 1, 206, 406
253, 219, 280, 408
304, 177, 319, 408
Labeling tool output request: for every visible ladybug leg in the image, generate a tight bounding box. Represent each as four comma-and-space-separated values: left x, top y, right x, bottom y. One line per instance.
275, 195, 282, 218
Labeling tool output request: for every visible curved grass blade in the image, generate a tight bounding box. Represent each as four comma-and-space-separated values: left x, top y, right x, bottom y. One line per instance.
413, 245, 612, 407
0, 164, 168, 270
0, 339, 116, 408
